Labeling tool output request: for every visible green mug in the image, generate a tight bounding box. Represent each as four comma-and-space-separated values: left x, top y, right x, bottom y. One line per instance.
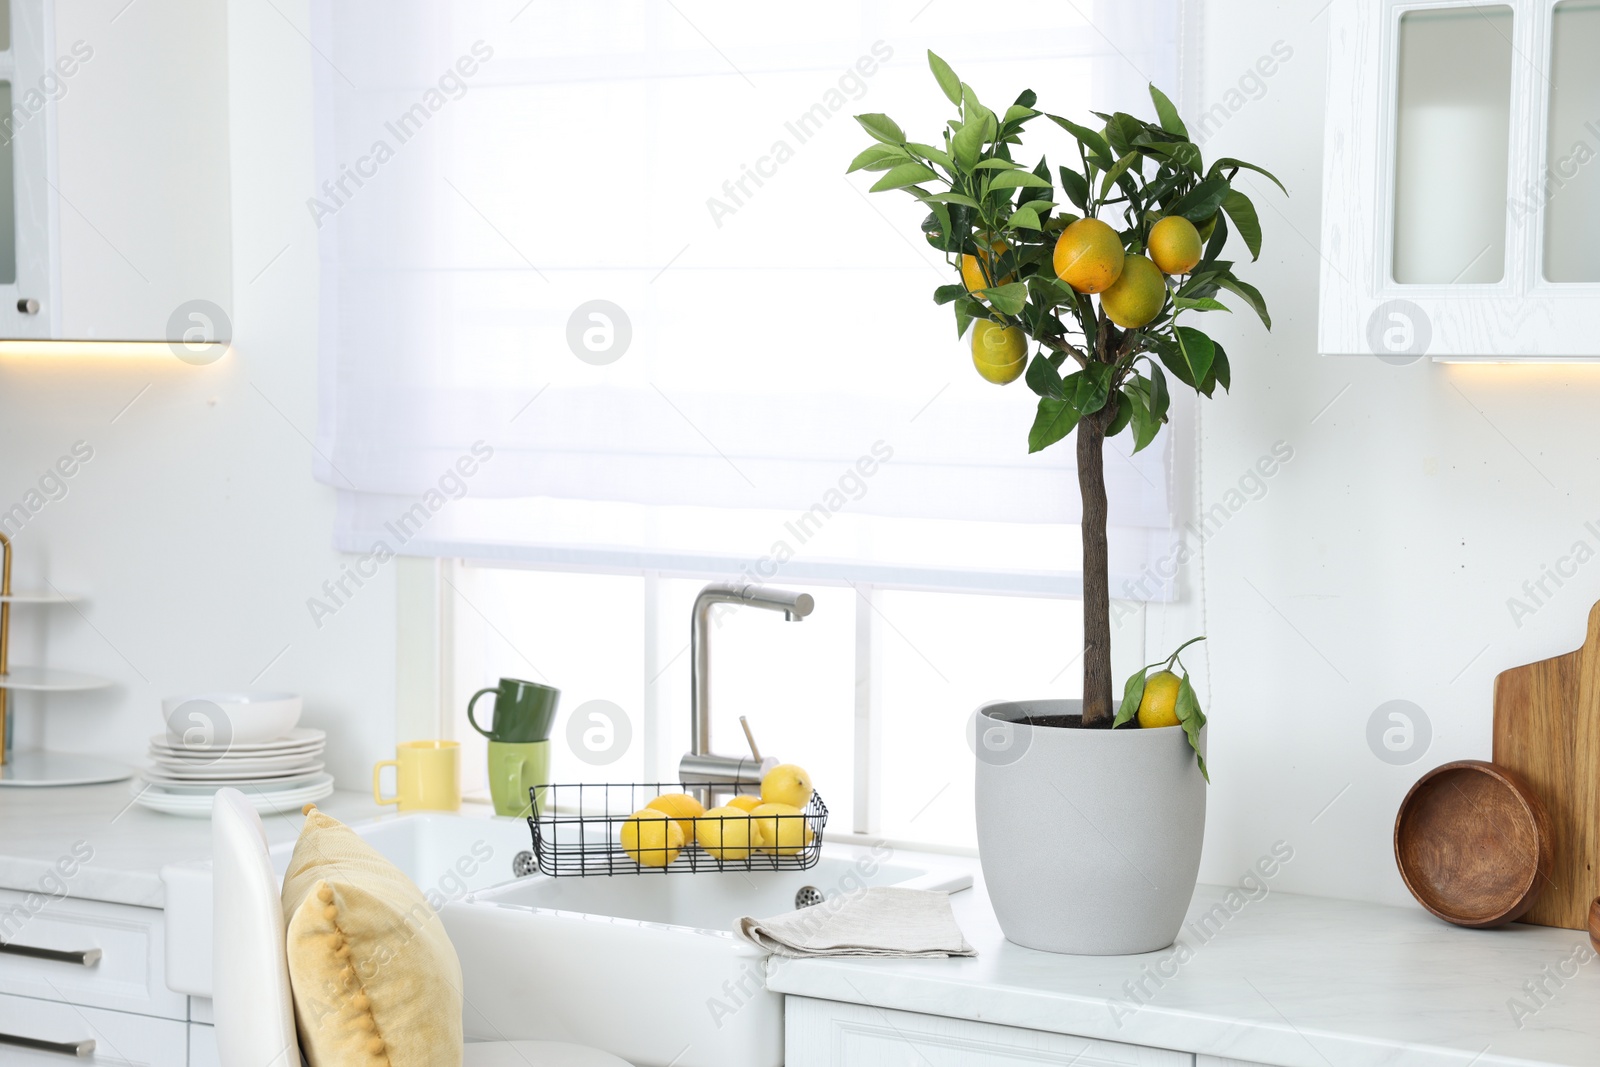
488, 740, 549, 818
468, 677, 560, 744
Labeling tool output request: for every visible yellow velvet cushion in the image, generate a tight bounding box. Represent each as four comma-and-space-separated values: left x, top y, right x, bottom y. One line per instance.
280, 808, 463, 1067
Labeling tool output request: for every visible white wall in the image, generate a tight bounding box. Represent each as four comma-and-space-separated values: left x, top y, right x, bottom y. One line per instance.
0, 0, 394, 788
1175, 0, 1600, 907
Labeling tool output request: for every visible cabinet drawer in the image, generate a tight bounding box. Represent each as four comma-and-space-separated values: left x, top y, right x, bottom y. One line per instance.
786, 997, 1192, 1066
190, 1022, 221, 1067
0, 991, 188, 1065
0, 889, 186, 1019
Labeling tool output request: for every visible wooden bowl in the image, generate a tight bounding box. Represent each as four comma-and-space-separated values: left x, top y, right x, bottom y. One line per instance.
1394, 760, 1551, 928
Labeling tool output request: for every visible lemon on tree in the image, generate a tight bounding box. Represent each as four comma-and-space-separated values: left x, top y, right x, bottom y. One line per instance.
961, 238, 1013, 297
1136, 671, 1181, 728
1099, 254, 1166, 329
621, 808, 683, 867
1148, 216, 1202, 275
1116, 636, 1210, 780
1053, 218, 1125, 294
971, 320, 1027, 385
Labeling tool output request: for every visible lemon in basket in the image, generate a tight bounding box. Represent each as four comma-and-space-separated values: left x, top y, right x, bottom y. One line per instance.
621, 808, 684, 867
749, 802, 813, 856
760, 763, 813, 809
694, 806, 754, 861
646, 792, 705, 839
726, 794, 763, 812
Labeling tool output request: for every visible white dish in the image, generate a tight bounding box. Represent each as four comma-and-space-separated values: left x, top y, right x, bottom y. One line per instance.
162, 691, 302, 747
141, 763, 326, 786
138, 769, 328, 794
131, 774, 333, 817
149, 751, 322, 774
149, 726, 325, 756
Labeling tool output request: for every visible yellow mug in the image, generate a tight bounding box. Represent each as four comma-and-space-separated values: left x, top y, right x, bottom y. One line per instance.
373, 740, 461, 812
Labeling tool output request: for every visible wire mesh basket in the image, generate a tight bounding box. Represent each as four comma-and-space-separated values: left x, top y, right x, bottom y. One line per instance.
527, 780, 828, 876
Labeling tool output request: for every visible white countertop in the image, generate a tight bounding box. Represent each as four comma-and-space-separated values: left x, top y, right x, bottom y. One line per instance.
766, 874, 1600, 1067
0, 781, 387, 908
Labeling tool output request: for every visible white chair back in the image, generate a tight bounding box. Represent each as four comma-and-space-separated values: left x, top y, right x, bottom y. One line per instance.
211, 788, 300, 1067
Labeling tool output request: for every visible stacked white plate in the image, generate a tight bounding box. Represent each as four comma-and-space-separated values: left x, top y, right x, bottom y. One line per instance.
132, 727, 333, 817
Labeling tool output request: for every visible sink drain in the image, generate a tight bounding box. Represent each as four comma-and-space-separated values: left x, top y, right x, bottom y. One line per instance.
513, 850, 537, 878
794, 886, 824, 909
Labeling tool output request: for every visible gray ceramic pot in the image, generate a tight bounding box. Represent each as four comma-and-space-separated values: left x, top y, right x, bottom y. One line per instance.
973, 698, 1206, 955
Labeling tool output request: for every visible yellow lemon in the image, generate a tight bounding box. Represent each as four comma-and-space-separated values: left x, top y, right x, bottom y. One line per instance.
620, 808, 683, 867
960, 239, 1013, 296
695, 806, 755, 861
1099, 254, 1166, 329
970, 320, 1027, 385
726, 794, 763, 813
1148, 216, 1202, 275
1053, 218, 1125, 293
1138, 670, 1182, 729
760, 763, 814, 808
750, 802, 814, 856
645, 793, 704, 841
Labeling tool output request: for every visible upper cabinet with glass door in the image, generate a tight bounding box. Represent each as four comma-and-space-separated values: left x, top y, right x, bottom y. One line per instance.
0, 0, 230, 343
1321, 1, 1600, 360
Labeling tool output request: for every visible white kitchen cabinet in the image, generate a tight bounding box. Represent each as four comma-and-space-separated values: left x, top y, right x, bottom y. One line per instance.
1196, 1058, 1275, 1067
0, 991, 188, 1064
189, 1021, 220, 1067
785, 997, 1192, 1066
1320, 0, 1600, 360
0, 0, 230, 344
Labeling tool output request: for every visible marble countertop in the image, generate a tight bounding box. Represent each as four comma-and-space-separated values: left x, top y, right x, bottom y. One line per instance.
766, 874, 1600, 1067
0, 781, 387, 908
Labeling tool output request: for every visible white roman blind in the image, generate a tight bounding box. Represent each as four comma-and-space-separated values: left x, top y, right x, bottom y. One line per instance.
310, 0, 1182, 596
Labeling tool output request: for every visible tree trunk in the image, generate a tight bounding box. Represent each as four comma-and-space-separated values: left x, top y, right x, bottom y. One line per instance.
1077, 402, 1114, 726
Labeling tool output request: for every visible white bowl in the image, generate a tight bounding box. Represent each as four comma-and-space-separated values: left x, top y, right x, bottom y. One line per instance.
162, 691, 302, 749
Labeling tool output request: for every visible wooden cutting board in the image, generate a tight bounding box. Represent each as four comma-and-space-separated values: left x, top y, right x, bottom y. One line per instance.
1491, 601, 1600, 930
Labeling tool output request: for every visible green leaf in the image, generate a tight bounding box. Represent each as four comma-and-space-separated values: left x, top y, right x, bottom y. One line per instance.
1028, 397, 1081, 453
1215, 275, 1271, 329
907, 142, 955, 171
918, 191, 982, 209
1007, 205, 1042, 230
1148, 83, 1188, 138
987, 170, 1051, 191
973, 158, 1022, 170
1025, 352, 1065, 399
1105, 390, 1133, 437
933, 284, 966, 305
870, 162, 939, 192
1147, 362, 1170, 420
1209, 157, 1287, 196
1138, 139, 1202, 172
1002, 104, 1039, 125
1173, 296, 1230, 312
855, 113, 906, 145
1167, 176, 1229, 222
1152, 336, 1197, 391
1130, 387, 1160, 452
954, 302, 975, 340
951, 117, 986, 171
1026, 274, 1071, 307
1113, 667, 1148, 728
1203, 339, 1231, 393
847, 144, 910, 173
1058, 167, 1089, 212
1103, 113, 1149, 158
1069, 362, 1114, 415
979, 282, 1029, 315
1174, 674, 1209, 782
1175, 326, 1215, 385
1100, 151, 1141, 197
1202, 212, 1229, 262
927, 51, 962, 106
1047, 114, 1112, 164
1221, 189, 1262, 261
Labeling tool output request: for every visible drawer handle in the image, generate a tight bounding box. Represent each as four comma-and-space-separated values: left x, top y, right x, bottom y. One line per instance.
0, 1032, 96, 1057
0, 942, 102, 966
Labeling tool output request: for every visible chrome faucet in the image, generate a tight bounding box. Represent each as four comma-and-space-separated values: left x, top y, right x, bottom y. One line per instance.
678, 582, 813, 791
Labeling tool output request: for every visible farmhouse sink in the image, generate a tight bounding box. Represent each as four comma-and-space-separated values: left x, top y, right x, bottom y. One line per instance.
443, 842, 973, 1067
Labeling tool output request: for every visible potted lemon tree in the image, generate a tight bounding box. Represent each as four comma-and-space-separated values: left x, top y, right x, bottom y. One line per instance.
849, 54, 1278, 954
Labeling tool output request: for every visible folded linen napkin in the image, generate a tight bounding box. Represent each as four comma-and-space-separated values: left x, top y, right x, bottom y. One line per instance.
735, 886, 977, 958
